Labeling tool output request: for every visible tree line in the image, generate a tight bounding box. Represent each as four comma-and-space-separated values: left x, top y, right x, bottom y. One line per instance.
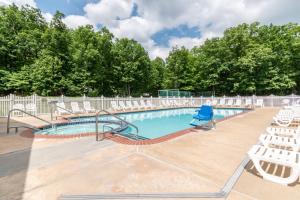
0, 5, 299, 97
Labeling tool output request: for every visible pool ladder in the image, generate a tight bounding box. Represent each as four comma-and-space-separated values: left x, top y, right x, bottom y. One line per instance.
94, 110, 139, 141
6, 108, 56, 134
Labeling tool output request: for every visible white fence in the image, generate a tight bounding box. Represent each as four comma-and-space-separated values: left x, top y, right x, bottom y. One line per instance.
0, 94, 299, 117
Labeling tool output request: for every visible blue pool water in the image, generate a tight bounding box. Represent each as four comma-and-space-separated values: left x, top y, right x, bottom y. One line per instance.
35, 108, 245, 139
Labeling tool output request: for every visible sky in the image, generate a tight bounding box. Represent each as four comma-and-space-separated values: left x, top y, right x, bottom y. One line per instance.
1, 0, 300, 59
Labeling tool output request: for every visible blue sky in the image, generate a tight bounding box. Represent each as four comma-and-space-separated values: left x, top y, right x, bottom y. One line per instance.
36, 0, 98, 16
2, 0, 299, 59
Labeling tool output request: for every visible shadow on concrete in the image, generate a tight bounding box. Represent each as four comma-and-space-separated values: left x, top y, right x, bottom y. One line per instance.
0, 117, 34, 200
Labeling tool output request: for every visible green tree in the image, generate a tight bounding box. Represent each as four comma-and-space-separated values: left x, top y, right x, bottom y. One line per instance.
149, 57, 166, 95
165, 47, 195, 91
111, 38, 151, 96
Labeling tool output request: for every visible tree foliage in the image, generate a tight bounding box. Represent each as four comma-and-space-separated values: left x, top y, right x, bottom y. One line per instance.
0, 5, 299, 96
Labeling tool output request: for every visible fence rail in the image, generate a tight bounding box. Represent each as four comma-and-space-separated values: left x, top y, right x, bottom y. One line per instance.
0, 94, 299, 117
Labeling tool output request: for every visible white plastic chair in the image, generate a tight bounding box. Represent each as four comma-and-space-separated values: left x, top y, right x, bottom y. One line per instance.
266, 126, 300, 138
119, 101, 130, 111
83, 101, 96, 113
12, 103, 25, 116
234, 99, 242, 107
70, 102, 84, 114
226, 99, 233, 107
111, 101, 122, 111
133, 101, 142, 110
245, 99, 252, 107
125, 101, 134, 110
218, 99, 225, 107
273, 110, 294, 127
255, 99, 264, 107
248, 145, 300, 185
259, 134, 300, 151
56, 102, 70, 115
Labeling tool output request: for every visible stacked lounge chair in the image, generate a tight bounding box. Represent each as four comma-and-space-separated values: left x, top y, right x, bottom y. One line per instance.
247, 105, 300, 185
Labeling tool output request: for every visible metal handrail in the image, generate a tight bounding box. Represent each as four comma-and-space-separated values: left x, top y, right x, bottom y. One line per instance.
7, 108, 54, 134
95, 109, 139, 141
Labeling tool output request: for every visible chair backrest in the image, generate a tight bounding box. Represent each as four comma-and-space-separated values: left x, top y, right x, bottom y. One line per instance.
13, 103, 25, 110
126, 101, 132, 108
133, 101, 140, 107
83, 101, 92, 110
25, 103, 36, 112
226, 99, 232, 105
146, 100, 152, 106
235, 99, 241, 105
245, 99, 252, 105
219, 99, 225, 105
197, 105, 213, 119
256, 99, 264, 106
71, 102, 81, 111
205, 100, 211, 106
56, 102, 65, 109
140, 100, 146, 107
111, 101, 117, 108
119, 101, 126, 108
282, 99, 290, 105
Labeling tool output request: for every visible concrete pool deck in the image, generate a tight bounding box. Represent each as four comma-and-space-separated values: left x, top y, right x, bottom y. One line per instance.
1, 108, 300, 200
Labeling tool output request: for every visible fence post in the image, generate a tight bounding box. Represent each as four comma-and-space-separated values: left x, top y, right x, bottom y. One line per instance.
292, 93, 295, 106
33, 93, 37, 115
101, 95, 104, 110
270, 94, 274, 107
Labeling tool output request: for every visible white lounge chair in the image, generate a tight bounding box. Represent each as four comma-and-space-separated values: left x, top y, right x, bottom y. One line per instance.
146, 100, 156, 109
234, 99, 242, 107
111, 101, 122, 111
255, 99, 264, 107
218, 99, 225, 107
126, 101, 135, 110
248, 145, 300, 185
25, 103, 37, 115
133, 101, 143, 110
56, 102, 70, 115
140, 100, 150, 109
83, 101, 96, 113
70, 102, 84, 114
259, 134, 300, 151
226, 99, 233, 107
282, 99, 290, 106
119, 101, 130, 111
12, 103, 25, 116
204, 100, 211, 106
273, 110, 294, 127
266, 126, 300, 137
190, 100, 196, 107
245, 99, 252, 108
212, 99, 218, 106
161, 100, 169, 107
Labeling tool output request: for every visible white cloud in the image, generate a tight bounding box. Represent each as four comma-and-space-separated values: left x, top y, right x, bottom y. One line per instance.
0, 0, 37, 7
42, 12, 53, 23
63, 15, 94, 29
84, 0, 133, 26
4, 0, 299, 59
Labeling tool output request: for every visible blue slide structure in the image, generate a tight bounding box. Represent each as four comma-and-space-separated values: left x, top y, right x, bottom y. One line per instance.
190, 105, 215, 128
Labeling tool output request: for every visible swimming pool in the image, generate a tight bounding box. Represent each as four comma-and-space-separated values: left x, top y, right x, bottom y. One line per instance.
34, 108, 245, 139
